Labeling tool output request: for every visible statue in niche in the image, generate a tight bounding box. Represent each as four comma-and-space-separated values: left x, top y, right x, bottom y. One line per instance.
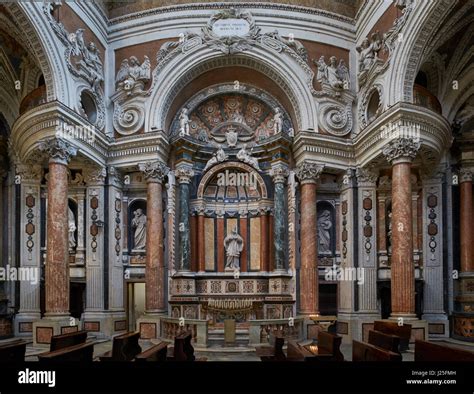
314, 55, 350, 90
224, 226, 244, 271
237, 144, 259, 170
317, 209, 332, 254
356, 32, 383, 74
131, 209, 147, 250
68, 207, 76, 251
387, 210, 393, 255
179, 108, 190, 136
226, 126, 238, 148
204, 146, 228, 171
273, 108, 283, 134
115, 55, 151, 93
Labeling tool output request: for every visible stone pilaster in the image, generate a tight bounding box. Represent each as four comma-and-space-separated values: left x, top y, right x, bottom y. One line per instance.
294, 161, 323, 315
74, 191, 86, 265
197, 205, 206, 273
382, 137, 420, 320
271, 163, 290, 272
459, 169, 473, 273
15, 163, 43, 336
421, 169, 448, 337
176, 165, 194, 272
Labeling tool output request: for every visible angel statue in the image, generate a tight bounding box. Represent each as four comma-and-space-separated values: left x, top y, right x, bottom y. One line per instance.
115, 55, 151, 94
204, 146, 228, 171
237, 144, 259, 170
356, 31, 383, 74
314, 55, 350, 90
179, 108, 190, 136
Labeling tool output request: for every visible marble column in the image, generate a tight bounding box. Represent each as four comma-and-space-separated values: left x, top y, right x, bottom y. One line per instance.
295, 161, 323, 315
197, 206, 206, 272
15, 164, 43, 335
382, 138, 420, 318
270, 163, 289, 271
74, 192, 86, 265
460, 169, 473, 273
176, 165, 194, 271
39, 138, 77, 318
139, 161, 168, 314
259, 208, 269, 272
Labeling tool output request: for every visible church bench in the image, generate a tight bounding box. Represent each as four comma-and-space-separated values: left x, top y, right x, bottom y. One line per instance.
255, 335, 285, 361
317, 331, 344, 361
373, 320, 411, 351
352, 340, 402, 362
168, 331, 206, 361
135, 342, 168, 362
414, 340, 474, 362
286, 340, 334, 362
38, 342, 94, 363
99, 331, 141, 361
50, 330, 88, 352
368, 330, 401, 355
0, 339, 28, 362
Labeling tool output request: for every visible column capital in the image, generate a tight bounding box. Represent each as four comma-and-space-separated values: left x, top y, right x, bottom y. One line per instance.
295, 161, 324, 184
270, 163, 290, 184
460, 168, 473, 183
175, 165, 194, 184
382, 137, 420, 165
84, 166, 106, 185
138, 161, 169, 183
39, 138, 77, 165
355, 167, 378, 185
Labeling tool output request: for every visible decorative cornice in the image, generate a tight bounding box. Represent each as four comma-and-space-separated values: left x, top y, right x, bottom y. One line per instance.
39, 138, 77, 165
355, 167, 378, 185
382, 137, 421, 164
294, 161, 324, 184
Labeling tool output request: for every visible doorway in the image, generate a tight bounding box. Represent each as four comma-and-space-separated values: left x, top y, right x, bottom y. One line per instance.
127, 282, 145, 331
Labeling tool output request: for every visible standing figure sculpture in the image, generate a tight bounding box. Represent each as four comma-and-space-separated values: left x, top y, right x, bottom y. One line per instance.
131, 208, 147, 250
224, 226, 244, 271
179, 108, 190, 136
317, 209, 332, 254
273, 107, 283, 135
68, 207, 76, 251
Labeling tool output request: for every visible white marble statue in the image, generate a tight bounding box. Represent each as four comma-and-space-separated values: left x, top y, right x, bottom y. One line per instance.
204, 146, 228, 171
224, 226, 244, 270
317, 209, 332, 254
314, 55, 350, 90
115, 55, 151, 93
68, 207, 76, 251
226, 127, 238, 148
356, 32, 383, 74
179, 108, 190, 136
237, 144, 259, 170
273, 107, 283, 134
131, 209, 147, 250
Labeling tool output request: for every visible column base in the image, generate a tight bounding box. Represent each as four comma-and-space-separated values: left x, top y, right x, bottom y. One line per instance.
136, 313, 166, 340
336, 312, 381, 344
33, 317, 78, 347
14, 312, 41, 337
82, 311, 127, 339
422, 313, 449, 339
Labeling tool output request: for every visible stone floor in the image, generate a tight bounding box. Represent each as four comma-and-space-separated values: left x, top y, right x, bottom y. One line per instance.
2, 336, 473, 361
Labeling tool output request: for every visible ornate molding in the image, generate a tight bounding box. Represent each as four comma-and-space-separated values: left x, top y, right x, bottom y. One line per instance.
15, 163, 43, 183
138, 161, 169, 183
294, 161, 323, 184
83, 166, 106, 185
270, 163, 290, 184
460, 168, 473, 183
355, 167, 378, 185
175, 165, 195, 184
39, 138, 77, 165
382, 137, 421, 164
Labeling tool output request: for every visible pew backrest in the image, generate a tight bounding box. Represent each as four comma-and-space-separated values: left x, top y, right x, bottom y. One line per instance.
318, 331, 344, 361
135, 342, 168, 362
374, 320, 411, 351
415, 340, 474, 362
352, 340, 402, 362
0, 339, 27, 362
368, 330, 401, 355
38, 342, 94, 363
50, 330, 88, 352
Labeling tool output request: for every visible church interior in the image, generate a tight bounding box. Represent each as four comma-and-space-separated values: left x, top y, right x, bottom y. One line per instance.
0, 0, 474, 369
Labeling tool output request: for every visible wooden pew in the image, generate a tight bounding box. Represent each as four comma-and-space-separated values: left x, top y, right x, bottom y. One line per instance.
352, 340, 402, 362
135, 342, 168, 362
0, 339, 27, 362
99, 331, 141, 361
317, 331, 344, 361
255, 335, 285, 361
415, 340, 474, 362
368, 330, 401, 355
50, 330, 87, 351
374, 320, 412, 351
167, 331, 206, 362
38, 342, 94, 363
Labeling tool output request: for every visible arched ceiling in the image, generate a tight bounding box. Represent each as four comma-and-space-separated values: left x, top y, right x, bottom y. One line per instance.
100, 0, 364, 20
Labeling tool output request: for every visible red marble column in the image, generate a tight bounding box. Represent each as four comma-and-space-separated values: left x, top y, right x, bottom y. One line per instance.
190, 214, 197, 272
383, 138, 420, 318
239, 215, 248, 272
460, 169, 473, 273
260, 210, 269, 272
217, 215, 225, 272
268, 214, 274, 271
197, 211, 205, 272
40, 138, 76, 317
139, 161, 168, 314
295, 162, 324, 316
